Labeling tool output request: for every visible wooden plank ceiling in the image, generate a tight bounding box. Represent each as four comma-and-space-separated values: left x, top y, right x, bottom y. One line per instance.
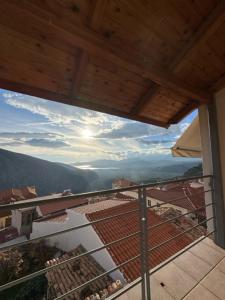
0, 0, 225, 127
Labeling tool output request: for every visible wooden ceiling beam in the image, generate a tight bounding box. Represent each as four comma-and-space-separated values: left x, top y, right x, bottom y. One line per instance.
70, 50, 89, 98
152, 2, 225, 124
164, 0, 225, 127
5, 1, 212, 104
130, 84, 160, 115
170, 0, 225, 72
131, 0, 224, 117
89, 0, 108, 31
70, 0, 107, 98
0, 77, 168, 128
168, 101, 199, 124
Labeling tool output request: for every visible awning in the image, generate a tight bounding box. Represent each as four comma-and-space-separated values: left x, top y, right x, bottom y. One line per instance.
171, 117, 202, 157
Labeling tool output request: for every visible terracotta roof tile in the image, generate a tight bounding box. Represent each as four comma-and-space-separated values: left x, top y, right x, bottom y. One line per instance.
87, 201, 195, 282
0, 226, 18, 243
46, 245, 122, 300
148, 183, 206, 218
0, 186, 37, 204
39, 198, 88, 215
72, 200, 130, 214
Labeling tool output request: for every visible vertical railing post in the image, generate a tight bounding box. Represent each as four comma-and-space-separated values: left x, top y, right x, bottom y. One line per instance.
138, 187, 151, 300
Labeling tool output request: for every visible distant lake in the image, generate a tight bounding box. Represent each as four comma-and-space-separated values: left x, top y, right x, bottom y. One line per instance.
77, 164, 119, 170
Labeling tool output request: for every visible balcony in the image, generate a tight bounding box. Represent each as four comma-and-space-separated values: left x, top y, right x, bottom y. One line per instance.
1, 1, 225, 299
0, 174, 221, 300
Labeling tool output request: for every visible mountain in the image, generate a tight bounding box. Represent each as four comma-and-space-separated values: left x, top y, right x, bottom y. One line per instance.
0, 149, 98, 196
183, 163, 203, 178
74, 156, 202, 189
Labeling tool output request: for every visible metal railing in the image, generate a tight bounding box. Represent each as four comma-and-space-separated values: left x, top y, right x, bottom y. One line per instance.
0, 175, 215, 300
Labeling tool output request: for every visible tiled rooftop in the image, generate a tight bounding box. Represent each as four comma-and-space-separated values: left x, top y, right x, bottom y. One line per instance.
87, 201, 196, 282
0, 226, 18, 243
46, 245, 122, 300
147, 183, 206, 218
39, 197, 88, 216
0, 186, 37, 204
71, 200, 130, 214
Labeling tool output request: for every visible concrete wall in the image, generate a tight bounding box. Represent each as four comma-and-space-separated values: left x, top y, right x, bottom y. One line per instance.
199, 89, 225, 240
215, 88, 225, 203
11, 210, 22, 234
198, 106, 214, 232
31, 209, 125, 282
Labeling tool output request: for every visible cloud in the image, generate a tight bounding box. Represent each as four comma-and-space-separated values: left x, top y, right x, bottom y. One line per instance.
26, 138, 69, 148
0, 132, 62, 139
96, 122, 150, 139
4, 96, 110, 128
138, 138, 175, 145
0, 131, 69, 149
95, 120, 187, 142
0, 89, 196, 162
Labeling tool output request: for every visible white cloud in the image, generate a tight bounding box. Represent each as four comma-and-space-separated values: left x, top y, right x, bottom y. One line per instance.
1, 90, 194, 162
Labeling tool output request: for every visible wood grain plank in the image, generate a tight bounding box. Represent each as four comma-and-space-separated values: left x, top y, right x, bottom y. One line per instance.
4, 0, 212, 103
0, 76, 169, 127
70, 50, 89, 97
130, 84, 160, 115
89, 0, 108, 31
171, 0, 225, 72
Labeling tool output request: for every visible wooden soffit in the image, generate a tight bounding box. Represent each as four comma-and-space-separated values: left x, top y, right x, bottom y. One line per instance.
0, 1, 225, 127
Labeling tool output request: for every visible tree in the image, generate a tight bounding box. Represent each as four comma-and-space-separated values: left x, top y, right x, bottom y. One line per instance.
0, 249, 23, 284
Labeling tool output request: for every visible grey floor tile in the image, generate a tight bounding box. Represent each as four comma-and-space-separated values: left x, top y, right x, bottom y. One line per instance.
189, 241, 224, 266
184, 284, 219, 300
173, 250, 212, 281
201, 268, 225, 299
153, 262, 196, 299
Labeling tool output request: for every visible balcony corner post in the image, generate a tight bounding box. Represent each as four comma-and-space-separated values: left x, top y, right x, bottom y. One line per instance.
207, 101, 225, 248
138, 187, 151, 300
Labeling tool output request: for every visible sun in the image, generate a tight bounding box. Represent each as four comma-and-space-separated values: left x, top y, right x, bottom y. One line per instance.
81, 128, 93, 139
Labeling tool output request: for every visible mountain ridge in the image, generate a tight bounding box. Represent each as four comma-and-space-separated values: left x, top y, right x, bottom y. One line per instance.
0, 148, 98, 196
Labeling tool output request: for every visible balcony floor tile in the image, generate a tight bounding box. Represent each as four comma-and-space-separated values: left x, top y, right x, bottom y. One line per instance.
201, 268, 225, 299
153, 261, 197, 299
184, 284, 219, 300
189, 241, 225, 266
173, 250, 212, 281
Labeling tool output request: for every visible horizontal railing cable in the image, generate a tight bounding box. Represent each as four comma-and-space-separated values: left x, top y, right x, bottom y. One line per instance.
105, 230, 215, 300
0, 191, 212, 253
148, 216, 214, 254
0, 175, 212, 212
148, 202, 213, 231
0, 174, 214, 299
0, 217, 214, 292
0, 208, 139, 252
0, 229, 140, 292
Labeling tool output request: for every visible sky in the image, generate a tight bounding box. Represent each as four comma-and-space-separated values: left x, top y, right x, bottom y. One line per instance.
0, 89, 197, 164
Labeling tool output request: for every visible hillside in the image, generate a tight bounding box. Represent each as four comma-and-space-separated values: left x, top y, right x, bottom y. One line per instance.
0, 149, 98, 196
183, 163, 203, 178
75, 156, 202, 189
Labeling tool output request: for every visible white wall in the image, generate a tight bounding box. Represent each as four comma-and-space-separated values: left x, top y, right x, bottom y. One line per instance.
11, 210, 22, 234
31, 209, 125, 282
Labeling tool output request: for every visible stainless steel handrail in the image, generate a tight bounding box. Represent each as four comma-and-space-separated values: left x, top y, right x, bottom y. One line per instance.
0, 174, 214, 300
0, 175, 212, 211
